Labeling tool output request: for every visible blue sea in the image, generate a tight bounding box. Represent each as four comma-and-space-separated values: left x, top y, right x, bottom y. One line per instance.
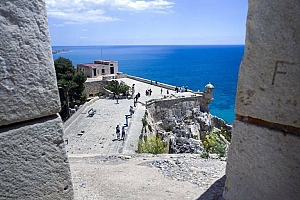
52, 45, 244, 124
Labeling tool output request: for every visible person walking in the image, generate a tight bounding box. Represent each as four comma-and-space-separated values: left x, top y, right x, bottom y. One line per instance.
131, 84, 135, 96
116, 125, 120, 140
116, 95, 119, 104
129, 106, 134, 117
133, 97, 137, 107
121, 126, 126, 140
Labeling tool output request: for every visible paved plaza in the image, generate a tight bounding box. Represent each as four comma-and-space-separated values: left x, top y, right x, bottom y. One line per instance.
64, 78, 197, 156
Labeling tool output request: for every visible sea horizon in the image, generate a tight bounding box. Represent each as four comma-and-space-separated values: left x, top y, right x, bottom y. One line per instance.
52, 45, 244, 124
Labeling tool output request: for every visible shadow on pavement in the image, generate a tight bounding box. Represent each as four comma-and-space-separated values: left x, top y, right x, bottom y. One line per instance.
197, 175, 226, 200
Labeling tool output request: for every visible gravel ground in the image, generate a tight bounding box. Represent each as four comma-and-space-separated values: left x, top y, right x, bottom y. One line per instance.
68, 154, 226, 200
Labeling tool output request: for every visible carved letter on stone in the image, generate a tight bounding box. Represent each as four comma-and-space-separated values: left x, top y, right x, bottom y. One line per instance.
272, 61, 295, 85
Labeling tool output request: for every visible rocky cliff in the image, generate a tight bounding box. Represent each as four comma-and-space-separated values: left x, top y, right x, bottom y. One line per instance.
140, 97, 231, 157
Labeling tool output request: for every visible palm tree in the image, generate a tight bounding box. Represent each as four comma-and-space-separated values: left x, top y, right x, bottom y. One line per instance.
104, 80, 130, 95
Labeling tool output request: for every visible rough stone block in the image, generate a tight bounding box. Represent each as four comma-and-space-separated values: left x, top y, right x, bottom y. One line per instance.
0, 0, 60, 126
0, 115, 73, 199
224, 120, 300, 200
235, 0, 300, 128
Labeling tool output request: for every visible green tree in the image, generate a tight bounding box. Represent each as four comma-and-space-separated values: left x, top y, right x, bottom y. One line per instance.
54, 57, 87, 121
104, 80, 130, 95
72, 71, 87, 103
55, 57, 75, 81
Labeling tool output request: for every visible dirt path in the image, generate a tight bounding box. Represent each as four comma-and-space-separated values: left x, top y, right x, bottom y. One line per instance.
68, 154, 226, 200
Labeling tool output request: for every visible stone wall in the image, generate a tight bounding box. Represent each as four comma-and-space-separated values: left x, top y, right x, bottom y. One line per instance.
224, 1, 300, 199
84, 80, 106, 97
0, 0, 73, 199
147, 96, 209, 122
126, 74, 196, 93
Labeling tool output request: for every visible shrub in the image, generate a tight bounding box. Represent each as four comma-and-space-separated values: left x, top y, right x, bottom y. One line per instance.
200, 152, 209, 159
202, 131, 227, 157
220, 126, 231, 142
136, 136, 167, 154
104, 80, 130, 95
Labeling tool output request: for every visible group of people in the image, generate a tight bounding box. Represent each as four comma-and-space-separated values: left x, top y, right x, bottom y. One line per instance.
114, 85, 140, 141
160, 88, 169, 95
175, 86, 188, 93
145, 89, 152, 96
115, 124, 126, 141
115, 104, 137, 141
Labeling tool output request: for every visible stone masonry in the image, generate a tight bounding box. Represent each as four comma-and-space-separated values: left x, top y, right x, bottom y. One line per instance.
84, 79, 106, 97
0, 0, 73, 199
224, 1, 300, 200
0, 0, 60, 126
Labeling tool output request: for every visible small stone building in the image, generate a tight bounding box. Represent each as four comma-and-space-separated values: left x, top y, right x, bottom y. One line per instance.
77, 60, 118, 78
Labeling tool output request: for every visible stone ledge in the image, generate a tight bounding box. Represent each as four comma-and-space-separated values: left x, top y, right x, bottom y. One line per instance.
236, 114, 300, 136
224, 120, 300, 200
0, 115, 73, 199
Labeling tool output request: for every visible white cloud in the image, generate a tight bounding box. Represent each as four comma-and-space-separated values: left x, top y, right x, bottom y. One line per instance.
46, 0, 174, 23
49, 23, 65, 27
112, 0, 174, 11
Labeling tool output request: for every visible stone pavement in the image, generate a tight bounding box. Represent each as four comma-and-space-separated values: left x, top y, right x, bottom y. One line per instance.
64, 78, 197, 156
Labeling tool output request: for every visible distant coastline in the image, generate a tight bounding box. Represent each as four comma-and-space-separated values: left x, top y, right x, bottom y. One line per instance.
52, 49, 71, 54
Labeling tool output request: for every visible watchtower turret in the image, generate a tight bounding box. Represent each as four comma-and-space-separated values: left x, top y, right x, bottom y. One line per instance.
204, 82, 214, 103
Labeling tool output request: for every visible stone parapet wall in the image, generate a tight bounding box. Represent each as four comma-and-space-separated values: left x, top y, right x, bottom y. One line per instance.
116, 72, 127, 79
126, 74, 194, 92
84, 80, 106, 97
84, 74, 204, 98
147, 95, 209, 121
0, 116, 73, 199
224, 121, 300, 200
224, 1, 300, 199
0, 0, 60, 126
234, 0, 300, 128
0, 1, 73, 198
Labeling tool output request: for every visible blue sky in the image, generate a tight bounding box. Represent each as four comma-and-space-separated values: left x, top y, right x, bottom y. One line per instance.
46, 0, 248, 46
